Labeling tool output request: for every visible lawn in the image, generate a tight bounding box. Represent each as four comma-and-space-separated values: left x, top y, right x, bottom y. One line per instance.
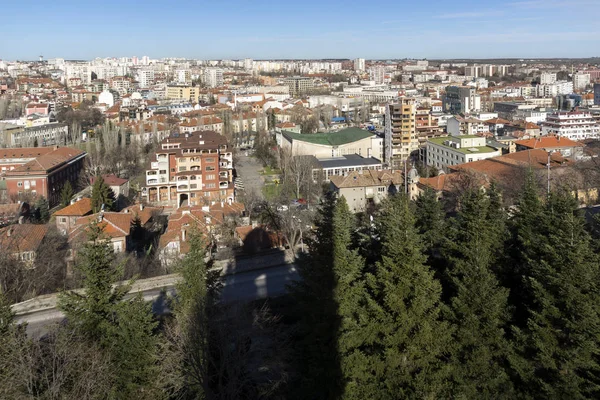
260, 166, 282, 176
262, 183, 283, 200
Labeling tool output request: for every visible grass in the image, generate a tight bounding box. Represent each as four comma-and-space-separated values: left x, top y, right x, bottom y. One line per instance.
262, 183, 283, 200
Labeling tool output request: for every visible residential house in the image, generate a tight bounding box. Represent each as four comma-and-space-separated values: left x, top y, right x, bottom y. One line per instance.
515, 136, 584, 160
0, 224, 49, 265
54, 197, 93, 234
330, 170, 405, 212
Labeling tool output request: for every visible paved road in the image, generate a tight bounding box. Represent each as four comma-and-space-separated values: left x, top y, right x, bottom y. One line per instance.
16, 264, 298, 337
235, 154, 265, 197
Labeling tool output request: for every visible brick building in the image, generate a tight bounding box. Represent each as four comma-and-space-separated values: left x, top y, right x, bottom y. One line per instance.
3, 147, 86, 206
142, 130, 234, 207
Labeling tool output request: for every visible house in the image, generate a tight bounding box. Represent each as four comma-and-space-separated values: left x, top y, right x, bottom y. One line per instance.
91, 174, 130, 207
0, 224, 49, 265
330, 170, 405, 212
515, 136, 584, 160
54, 197, 93, 234
69, 212, 133, 253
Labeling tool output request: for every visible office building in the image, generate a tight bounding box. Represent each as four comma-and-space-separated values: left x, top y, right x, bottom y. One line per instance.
443, 86, 481, 114
425, 134, 501, 171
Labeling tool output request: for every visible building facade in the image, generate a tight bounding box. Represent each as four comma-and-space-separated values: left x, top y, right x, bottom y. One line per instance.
283, 77, 314, 97
385, 98, 419, 167
142, 130, 234, 207
443, 86, 481, 114
540, 111, 600, 140
425, 135, 501, 170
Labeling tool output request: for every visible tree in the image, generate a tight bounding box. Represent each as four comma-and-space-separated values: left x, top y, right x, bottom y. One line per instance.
348, 194, 452, 398
0, 292, 14, 336
60, 180, 74, 208
414, 187, 445, 255
443, 189, 514, 398
91, 175, 115, 212
34, 196, 50, 223
58, 222, 158, 398
510, 188, 600, 398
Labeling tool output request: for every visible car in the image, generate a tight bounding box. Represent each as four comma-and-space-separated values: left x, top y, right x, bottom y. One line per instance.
276, 205, 289, 212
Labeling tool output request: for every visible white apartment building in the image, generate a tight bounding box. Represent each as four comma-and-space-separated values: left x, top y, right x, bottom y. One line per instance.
354, 58, 366, 72
426, 134, 501, 170
536, 81, 573, 97
540, 72, 557, 85
369, 66, 385, 84
204, 68, 224, 88
138, 69, 155, 88
573, 73, 591, 91
541, 111, 600, 140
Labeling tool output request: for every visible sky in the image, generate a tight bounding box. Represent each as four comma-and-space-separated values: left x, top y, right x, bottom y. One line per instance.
2, 0, 600, 60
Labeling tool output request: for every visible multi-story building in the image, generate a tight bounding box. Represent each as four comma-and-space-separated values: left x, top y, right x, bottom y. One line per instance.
204, 68, 223, 88
175, 69, 192, 85
137, 69, 155, 88
443, 86, 481, 114
166, 85, 202, 102
4, 146, 87, 207
536, 80, 573, 97
330, 169, 404, 213
280, 128, 383, 160
594, 83, 600, 106
354, 58, 366, 72
540, 72, 557, 85
573, 73, 591, 91
540, 111, 600, 140
142, 130, 234, 208
283, 76, 314, 97
465, 65, 480, 78
369, 66, 385, 84
446, 116, 490, 136
8, 123, 69, 147
385, 98, 419, 166
425, 133, 501, 170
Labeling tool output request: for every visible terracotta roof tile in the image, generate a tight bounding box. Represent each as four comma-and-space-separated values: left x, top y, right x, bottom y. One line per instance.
0, 224, 49, 253
54, 198, 93, 217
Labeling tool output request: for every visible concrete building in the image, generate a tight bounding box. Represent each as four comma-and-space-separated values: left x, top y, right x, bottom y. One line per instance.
595, 83, 600, 106
385, 98, 419, 166
573, 72, 591, 91
330, 170, 404, 213
166, 85, 202, 102
137, 69, 155, 88
425, 134, 501, 170
447, 116, 490, 136
283, 76, 314, 97
369, 66, 385, 84
204, 68, 223, 88
443, 86, 481, 114
540, 111, 600, 140
354, 58, 366, 72
515, 136, 584, 160
540, 72, 557, 85
281, 128, 383, 160
312, 154, 384, 181
142, 130, 234, 207
8, 123, 69, 147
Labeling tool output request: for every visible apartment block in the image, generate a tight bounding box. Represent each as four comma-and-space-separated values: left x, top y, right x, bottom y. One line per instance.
283, 76, 314, 97
385, 98, 419, 167
443, 86, 481, 114
142, 131, 234, 208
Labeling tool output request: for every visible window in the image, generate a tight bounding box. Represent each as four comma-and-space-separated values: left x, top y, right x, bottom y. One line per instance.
205, 157, 215, 163
378, 187, 386, 193
179, 166, 187, 172
190, 175, 196, 180
205, 174, 216, 180
190, 193, 196, 198
205, 166, 215, 171
17, 181, 23, 187
206, 183, 216, 189
60, 217, 67, 223
190, 184, 197, 189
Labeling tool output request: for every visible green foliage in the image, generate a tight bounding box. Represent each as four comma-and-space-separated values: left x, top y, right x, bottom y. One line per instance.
34, 196, 50, 223
60, 180, 74, 208
91, 175, 116, 212
415, 187, 445, 253
0, 293, 14, 336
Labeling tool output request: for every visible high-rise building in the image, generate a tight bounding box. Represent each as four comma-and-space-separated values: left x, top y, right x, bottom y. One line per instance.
244, 58, 253, 71
573, 72, 591, 91
442, 86, 481, 114
354, 58, 365, 72
541, 111, 600, 140
594, 83, 600, 106
465, 65, 481, 78
204, 68, 223, 88
138, 69, 155, 88
175, 69, 192, 85
283, 76, 314, 97
540, 72, 557, 85
385, 98, 419, 167
369, 66, 385, 84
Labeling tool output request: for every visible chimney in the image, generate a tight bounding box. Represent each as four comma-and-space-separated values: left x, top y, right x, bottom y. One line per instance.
181, 228, 186, 242
7, 227, 12, 237
140, 203, 144, 211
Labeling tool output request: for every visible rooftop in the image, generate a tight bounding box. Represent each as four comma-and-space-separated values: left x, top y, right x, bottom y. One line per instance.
330, 169, 404, 189
282, 127, 374, 147
515, 136, 582, 149
316, 154, 383, 169
428, 136, 499, 154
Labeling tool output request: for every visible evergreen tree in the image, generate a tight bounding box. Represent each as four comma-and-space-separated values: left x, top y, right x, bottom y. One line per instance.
60, 181, 74, 208
0, 292, 14, 336
444, 189, 514, 398
414, 187, 445, 255
350, 194, 452, 398
511, 188, 600, 398
34, 196, 50, 223
58, 222, 158, 398
288, 192, 343, 399
91, 176, 115, 212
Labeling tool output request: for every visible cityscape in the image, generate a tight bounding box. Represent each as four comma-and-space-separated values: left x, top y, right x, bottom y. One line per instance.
3, 1, 600, 398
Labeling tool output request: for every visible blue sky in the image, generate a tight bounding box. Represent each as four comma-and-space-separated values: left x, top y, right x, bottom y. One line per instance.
2, 0, 600, 60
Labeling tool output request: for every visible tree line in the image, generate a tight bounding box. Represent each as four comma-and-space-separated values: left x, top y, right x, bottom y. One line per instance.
288, 172, 600, 399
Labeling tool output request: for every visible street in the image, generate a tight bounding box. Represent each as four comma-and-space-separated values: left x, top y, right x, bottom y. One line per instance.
15, 263, 299, 337
235, 153, 265, 197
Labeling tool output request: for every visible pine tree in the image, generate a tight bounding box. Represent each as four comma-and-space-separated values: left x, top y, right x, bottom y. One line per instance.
34, 196, 50, 223
91, 176, 115, 213
60, 181, 74, 208
350, 194, 452, 398
414, 187, 445, 256
288, 192, 343, 399
0, 292, 14, 336
444, 189, 514, 398
511, 188, 600, 398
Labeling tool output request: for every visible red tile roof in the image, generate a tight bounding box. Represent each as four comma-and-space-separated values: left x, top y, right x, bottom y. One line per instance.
54, 198, 93, 217
515, 136, 582, 149
0, 224, 49, 253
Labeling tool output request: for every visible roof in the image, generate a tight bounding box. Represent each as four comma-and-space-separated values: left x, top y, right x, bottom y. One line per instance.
515, 136, 582, 150
282, 127, 374, 147
122, 204, 163, 225
7, 147, 86, 175
54, 198, 93, 217
316, 154, 383, 169
90, 174, 129, 187
0, 224, 49, 253
428, 136, 499, 154
0, 147, 54, 159
418, 173, 463, 193
330, 169, 404, 189
71, 212, 132, 241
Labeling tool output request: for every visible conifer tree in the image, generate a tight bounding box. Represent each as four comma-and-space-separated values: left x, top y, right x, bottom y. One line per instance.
511, 188, 600, 398
60, 181, 74, 208
34, 196, 50, 223
91, 176, 115, 212
414, 187, 445, 257
0, 293, 14, 336
444, 189, 514, 398
349, 194, 452, 399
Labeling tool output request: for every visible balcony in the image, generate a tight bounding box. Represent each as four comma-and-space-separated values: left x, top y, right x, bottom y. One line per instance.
219, 181, 229, 189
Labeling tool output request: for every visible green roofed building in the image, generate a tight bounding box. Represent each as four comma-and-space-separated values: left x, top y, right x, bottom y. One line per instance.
425, 134, 501, 170
280, 127, 383, 160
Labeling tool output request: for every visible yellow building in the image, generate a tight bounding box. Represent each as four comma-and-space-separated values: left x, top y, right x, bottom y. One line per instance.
385, 98, 418, 167
166, 85, 202, 102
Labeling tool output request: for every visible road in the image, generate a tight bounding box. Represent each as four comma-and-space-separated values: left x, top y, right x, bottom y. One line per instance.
15, 264, 299, 336
235, 153, 264, 196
